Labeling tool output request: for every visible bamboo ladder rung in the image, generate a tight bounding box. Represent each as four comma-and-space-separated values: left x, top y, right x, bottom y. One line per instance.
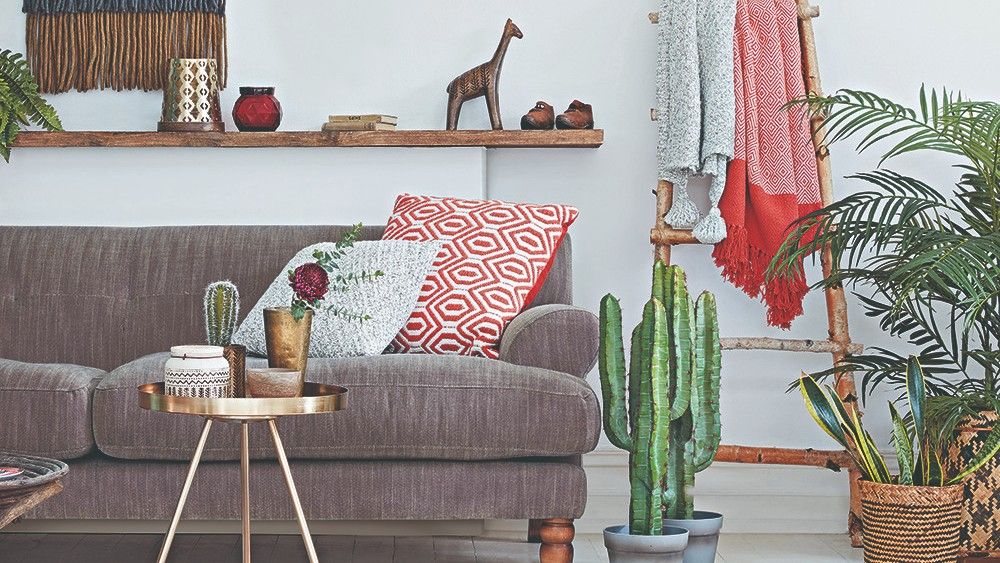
722, 337, 863, 355
650, 226, 698, 245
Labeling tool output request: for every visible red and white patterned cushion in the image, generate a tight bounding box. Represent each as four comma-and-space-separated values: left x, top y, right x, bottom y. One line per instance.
382, 194, 578, 358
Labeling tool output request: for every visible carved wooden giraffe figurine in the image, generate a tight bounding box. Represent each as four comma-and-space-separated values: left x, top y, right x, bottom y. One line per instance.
446, 19, 523, 130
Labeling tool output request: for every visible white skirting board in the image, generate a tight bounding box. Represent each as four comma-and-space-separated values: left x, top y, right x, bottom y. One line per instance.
486, 447, 854, 535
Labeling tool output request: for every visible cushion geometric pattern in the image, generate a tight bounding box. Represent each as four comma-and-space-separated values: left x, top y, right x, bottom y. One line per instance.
233, 240, 443, 358
382, 194, 578, 358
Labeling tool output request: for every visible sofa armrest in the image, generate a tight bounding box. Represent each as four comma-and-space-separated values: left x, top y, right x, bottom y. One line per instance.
499, 304, 599, 378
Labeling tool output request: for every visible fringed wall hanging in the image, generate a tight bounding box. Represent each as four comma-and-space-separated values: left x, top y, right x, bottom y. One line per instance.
23, 0, 228, 93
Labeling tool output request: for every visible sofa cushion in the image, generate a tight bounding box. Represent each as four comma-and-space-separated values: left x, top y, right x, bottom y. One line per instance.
381, 194, 578, 358
0, 359, 103, 459
93, 353, 601, 462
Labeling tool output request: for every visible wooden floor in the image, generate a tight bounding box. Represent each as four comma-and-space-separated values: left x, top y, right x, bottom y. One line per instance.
0, 532, 867, 562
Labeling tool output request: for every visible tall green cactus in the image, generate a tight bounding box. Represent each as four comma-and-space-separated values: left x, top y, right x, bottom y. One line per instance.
599, 261, 721, 535
204, 280, 240, 346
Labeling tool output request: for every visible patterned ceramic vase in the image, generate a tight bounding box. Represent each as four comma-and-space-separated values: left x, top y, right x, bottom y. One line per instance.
164, 345, 231, 398
158, 58, 224, 132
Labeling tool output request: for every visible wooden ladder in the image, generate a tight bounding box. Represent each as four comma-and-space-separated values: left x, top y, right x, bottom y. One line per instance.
649, 0, 863, 545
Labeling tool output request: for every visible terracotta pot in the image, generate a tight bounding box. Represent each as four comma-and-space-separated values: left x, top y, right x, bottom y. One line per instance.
860, 480, 964, 563
263, 307, 312, 375
946, 410, 1000, 556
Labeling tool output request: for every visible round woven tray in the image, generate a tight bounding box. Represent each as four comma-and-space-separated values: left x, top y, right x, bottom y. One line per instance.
0, 453, 68, 490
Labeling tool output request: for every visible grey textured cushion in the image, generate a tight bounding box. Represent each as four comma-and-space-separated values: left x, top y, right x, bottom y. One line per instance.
28, 455, 588, 520
499, 304, 600, 378
233, 240, 443, 358
94, 353, 601, 462
0, 359, 103, 459
0, 226, 572, 371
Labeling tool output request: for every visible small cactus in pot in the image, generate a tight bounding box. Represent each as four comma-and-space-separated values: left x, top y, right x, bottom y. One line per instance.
600, 261, 722, 563
204, 280, 240, 346
203, 280, 245, 397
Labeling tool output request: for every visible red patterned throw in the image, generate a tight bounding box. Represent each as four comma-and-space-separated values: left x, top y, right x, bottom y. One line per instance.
712, 0, 822, 329
382, 194, 578, 358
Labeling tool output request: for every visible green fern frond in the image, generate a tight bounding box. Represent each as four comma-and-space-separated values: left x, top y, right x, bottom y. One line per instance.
0, 49, 61, 162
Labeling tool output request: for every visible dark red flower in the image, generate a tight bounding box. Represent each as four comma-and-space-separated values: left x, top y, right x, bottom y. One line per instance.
290, 262, 329, 303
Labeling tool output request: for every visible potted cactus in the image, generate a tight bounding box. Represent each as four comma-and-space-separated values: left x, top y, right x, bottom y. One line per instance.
599, 261, 723, 563
204, 280, 245, 397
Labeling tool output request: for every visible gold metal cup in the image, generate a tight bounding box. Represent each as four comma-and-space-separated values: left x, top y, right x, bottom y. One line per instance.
158, 58, 225, 132
263, 307, 312, 375
223, 344, 247, 398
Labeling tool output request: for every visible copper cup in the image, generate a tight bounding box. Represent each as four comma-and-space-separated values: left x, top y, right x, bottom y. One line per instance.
263, 307, 312, 375
246, 367, 304, 398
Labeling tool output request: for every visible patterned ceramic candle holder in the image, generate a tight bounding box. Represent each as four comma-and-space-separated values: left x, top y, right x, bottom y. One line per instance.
158, 58, 225, 133
164, 345, 231, 398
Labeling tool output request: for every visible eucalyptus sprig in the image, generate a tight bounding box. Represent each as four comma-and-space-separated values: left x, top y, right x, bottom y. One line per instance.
286, 223, 384, 321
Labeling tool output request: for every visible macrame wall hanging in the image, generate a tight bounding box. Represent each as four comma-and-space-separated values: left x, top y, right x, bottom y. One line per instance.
23, 0, 228, 93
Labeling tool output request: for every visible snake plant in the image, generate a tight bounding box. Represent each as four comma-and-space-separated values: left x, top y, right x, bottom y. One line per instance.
801, 356, 1000, 485
599, 261, 721, 535
1, 49, 61, 162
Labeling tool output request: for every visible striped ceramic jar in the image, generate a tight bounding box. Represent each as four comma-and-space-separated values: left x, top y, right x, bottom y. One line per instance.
164, 345, 230, 398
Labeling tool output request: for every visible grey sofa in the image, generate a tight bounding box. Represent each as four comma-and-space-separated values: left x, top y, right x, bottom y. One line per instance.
0, 225, 600, 554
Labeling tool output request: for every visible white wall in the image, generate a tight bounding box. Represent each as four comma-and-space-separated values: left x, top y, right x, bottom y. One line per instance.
3, 0, 998, 534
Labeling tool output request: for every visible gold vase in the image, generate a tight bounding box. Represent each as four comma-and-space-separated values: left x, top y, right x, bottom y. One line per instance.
263, 308, 312, 375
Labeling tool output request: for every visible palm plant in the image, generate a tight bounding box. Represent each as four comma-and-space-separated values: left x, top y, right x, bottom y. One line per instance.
770, 86, 1000, 441
801, 356, 1000, 485
1, 49, 61, 162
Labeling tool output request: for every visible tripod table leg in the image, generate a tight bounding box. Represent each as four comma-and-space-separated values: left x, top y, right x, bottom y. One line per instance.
157, 417, 213, 563
267, 418, 319, 563
241, 421, 251, 563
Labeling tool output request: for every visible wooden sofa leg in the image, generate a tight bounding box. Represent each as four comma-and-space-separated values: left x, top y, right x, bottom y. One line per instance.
538, 518, 574, 563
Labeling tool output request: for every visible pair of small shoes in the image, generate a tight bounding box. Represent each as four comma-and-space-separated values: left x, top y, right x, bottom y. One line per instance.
520, 100, 594, 130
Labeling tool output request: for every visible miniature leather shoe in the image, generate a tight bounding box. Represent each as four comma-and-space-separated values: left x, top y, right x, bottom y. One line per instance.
520, 101, 555, 130
555, 100, 594, 130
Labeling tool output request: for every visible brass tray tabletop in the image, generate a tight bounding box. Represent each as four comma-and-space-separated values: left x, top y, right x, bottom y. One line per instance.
138, 382, 347, 419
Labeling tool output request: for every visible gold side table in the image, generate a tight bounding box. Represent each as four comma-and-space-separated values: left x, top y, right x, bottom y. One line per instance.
138, 382, 348, 563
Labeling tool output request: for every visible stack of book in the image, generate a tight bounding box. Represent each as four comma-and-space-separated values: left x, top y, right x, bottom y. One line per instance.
322, 114, 398, 132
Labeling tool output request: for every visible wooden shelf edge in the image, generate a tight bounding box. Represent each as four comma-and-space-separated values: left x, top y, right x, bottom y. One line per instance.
13, 130, 604, 149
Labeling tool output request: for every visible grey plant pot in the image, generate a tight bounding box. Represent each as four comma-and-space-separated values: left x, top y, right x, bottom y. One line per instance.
603, 524, 689, 562
663, 511, 724, 563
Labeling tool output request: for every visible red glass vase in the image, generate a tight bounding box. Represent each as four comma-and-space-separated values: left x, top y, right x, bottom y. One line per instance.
232, 86, 282, 132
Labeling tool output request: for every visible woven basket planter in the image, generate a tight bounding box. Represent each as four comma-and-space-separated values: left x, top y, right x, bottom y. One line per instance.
946, 411, 1000, 555
860, 480, 964, 563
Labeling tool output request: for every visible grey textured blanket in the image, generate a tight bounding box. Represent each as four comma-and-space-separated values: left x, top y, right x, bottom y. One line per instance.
656, 0, 736, 243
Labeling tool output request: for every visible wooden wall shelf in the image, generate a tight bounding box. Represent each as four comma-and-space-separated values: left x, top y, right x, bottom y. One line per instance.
13, 130, 603, 149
